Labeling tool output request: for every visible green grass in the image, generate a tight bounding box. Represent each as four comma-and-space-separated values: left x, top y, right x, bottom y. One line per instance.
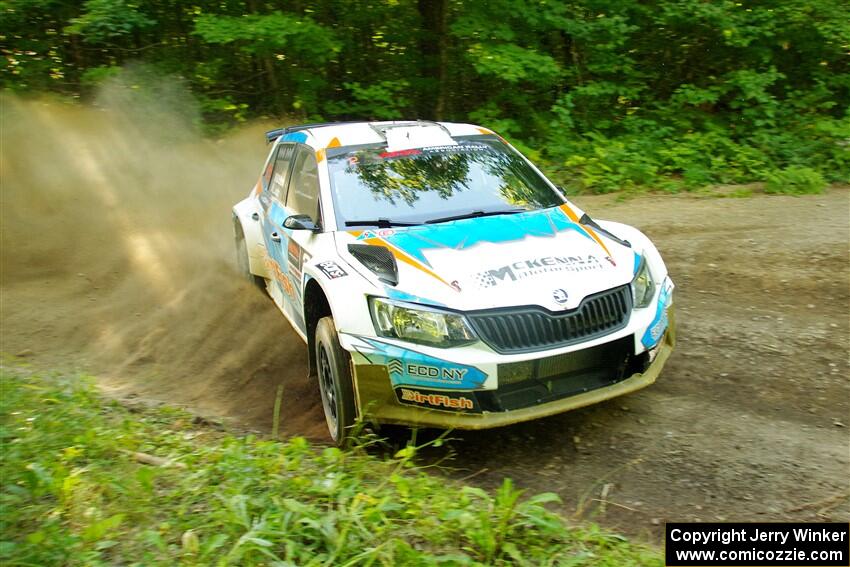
0, 366, 661, 566
764, 166, 827, 195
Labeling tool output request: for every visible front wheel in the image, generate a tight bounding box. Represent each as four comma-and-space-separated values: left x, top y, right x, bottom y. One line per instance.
315, 316, 356, 445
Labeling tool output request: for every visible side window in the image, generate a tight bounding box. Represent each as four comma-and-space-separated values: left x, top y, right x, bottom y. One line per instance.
262, 156, 274, 188
287, 146, 320, 220
269, 144, 294, 201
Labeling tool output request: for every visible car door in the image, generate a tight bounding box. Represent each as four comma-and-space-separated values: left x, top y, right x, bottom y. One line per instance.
259, 143, 299, 316
279, 144, 323, 332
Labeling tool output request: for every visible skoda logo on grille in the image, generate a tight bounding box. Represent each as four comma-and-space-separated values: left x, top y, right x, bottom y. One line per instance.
552, 288, 569, 305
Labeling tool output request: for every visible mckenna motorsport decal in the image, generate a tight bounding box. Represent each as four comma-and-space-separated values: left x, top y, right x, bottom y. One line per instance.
347, 205, 617, 291
642, 279, 673, 348
317, 260, 347, 279
395, 387, 480, 412
356, 338, 487, 390
476, 255, 604, 289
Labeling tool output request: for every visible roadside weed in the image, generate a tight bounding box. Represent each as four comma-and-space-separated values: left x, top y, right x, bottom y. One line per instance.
0, 367, 661, 566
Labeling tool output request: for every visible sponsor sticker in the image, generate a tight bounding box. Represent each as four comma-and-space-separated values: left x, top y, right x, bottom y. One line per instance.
476, 255, 605, 289
356, 229, 395, 240
389, 359, 469, 384
395, 387, 479, 412
317, 260, 348, 279
357, 338, 488, 390
264, 257, 296, 300
421, 143, 490, 154
379, 148, 422, 159
641, 279, 673, 348
287, 239, 303, 281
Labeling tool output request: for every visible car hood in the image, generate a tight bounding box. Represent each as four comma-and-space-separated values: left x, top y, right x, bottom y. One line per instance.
337, 205, 638, 312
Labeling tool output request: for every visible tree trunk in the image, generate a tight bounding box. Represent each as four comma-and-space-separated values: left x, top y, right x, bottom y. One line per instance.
417, 0, 449, 120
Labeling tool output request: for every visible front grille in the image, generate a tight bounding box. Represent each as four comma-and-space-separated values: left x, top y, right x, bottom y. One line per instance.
466, 285, 632, 354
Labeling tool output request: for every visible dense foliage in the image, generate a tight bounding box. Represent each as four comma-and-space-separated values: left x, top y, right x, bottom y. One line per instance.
0, 367, 660, 565
2, 0, 848, 191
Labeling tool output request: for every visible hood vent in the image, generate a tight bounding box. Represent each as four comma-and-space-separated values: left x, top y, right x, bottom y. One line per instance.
348, 244, 399, 286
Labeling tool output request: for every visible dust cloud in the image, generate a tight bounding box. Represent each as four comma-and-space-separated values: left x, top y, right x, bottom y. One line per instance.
1, 86, 324, 436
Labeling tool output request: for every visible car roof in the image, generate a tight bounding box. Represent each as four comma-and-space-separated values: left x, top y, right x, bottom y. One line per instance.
269, 120, 495, 150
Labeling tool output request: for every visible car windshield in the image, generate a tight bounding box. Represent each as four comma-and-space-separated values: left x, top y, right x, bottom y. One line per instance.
327, 138, 564, 227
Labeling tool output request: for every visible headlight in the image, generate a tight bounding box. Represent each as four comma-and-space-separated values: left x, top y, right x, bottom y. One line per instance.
368, 297, 477, 348
632, 256, 656, 308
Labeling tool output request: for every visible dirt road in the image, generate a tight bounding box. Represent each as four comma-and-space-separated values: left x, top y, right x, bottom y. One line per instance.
2, 96, 848, 542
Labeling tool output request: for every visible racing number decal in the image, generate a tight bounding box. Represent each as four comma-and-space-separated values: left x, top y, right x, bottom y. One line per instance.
317, 261, 348, 279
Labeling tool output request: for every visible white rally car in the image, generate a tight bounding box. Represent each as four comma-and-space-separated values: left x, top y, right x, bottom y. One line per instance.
232, 121, 675, 444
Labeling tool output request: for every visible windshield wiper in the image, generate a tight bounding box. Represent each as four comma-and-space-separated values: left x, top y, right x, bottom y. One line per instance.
424, 209, 526, 225
344, 219, 420, 228
579, 213, 631, 248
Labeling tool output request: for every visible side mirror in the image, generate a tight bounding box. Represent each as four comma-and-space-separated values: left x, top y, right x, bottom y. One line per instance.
283, 214, 320, 231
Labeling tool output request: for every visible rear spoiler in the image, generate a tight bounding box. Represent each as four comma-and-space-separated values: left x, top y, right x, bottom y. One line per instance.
264, 128, 288, 144
264, 121, 365, 144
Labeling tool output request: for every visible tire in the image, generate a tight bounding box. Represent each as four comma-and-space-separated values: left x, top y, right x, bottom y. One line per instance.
234, 221, 267, 292
315, 316, 356, 445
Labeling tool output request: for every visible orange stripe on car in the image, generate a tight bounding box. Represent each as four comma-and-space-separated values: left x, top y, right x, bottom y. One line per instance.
316, 137, 342, 163
559, 204, 612, 257
359, 236, 453, 288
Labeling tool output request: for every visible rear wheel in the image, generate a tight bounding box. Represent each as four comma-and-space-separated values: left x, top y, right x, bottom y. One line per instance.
315, 316, 356, 445
234, 221, 267, 292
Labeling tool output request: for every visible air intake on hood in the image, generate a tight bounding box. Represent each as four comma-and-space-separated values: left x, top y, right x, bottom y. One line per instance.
348, 244, 399, 285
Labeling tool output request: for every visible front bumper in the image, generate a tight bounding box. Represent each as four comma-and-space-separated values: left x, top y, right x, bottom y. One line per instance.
351, 306, 676, 430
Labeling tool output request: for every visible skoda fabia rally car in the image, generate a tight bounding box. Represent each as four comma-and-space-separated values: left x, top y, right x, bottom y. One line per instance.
232, 120, 675, 444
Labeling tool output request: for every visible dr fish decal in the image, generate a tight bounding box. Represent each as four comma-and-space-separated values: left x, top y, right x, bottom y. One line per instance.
395, 387, 480, 412
357, 338, 487, 390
